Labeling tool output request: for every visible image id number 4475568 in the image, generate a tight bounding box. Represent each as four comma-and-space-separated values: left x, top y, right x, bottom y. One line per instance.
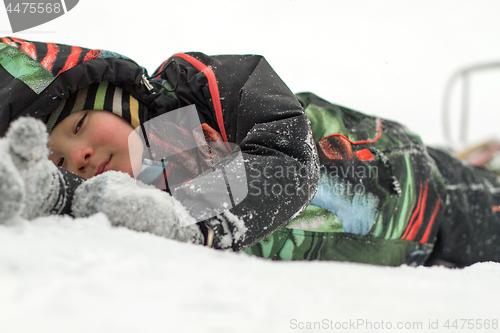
443, 319, 498, 329
6, 2, 62, 14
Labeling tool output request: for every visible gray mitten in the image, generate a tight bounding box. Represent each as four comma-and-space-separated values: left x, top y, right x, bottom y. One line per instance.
0, 139, 25, 223
71, 171, 205, 244
0, 117, 78, 222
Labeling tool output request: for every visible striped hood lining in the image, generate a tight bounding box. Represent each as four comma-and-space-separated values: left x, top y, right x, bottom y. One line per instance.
46, 81, 145, 132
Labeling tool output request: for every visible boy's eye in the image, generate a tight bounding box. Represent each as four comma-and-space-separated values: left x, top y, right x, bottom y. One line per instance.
57, 158, 64, 167
75, 113, 87, 133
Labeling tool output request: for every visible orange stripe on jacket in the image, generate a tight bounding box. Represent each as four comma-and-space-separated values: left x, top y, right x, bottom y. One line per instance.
320, 118, 382, 145
420, 199, 441, 244
401, 181, 423, 239
165, 53, 231, 151
404, 182, 429, 241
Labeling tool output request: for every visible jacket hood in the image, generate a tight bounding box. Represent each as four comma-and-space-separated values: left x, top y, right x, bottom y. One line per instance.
0, 37, 175, 136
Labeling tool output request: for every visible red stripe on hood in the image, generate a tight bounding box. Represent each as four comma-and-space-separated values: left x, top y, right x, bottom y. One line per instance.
83, 49, 101, 62
171, 53, 231, 151
1, 37, 16, 46
57, 46, 82, 75
41, 43, 59, 73
11, 37, 37, 60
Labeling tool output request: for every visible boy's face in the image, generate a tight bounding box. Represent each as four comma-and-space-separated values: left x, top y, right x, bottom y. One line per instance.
48, 110, 143, 179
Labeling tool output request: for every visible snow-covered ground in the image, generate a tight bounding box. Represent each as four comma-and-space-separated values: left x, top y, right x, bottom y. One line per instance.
2, 1, 500, 332
2, 214, 500, 333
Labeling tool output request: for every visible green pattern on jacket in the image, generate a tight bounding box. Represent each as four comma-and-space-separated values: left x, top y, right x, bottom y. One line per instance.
245, 92, 445, 266
0, 43, 53, 93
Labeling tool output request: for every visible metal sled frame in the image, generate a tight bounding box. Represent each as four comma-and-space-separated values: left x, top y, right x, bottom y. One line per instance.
442, 61, 500, 149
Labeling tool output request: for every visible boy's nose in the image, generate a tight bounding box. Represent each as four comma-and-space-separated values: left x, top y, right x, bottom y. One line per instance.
71, 146, 94, 174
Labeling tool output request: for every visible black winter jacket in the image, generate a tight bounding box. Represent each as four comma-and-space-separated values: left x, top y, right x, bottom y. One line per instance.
0, 38, 319, 251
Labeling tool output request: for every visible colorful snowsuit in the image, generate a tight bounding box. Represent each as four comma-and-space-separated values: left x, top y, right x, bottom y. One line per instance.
245, 93, 446, 265
2, 37, 500, 267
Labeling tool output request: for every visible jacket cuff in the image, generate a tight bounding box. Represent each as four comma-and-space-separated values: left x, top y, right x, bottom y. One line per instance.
200, 212, 248, 250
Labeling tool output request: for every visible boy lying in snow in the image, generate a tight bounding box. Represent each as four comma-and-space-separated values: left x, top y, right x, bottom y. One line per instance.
0, 117, 207, 244
1, 37, 500, 267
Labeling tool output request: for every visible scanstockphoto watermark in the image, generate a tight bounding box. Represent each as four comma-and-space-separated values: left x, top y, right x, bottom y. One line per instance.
248, 162, 378, 197
289, 318, 499, 330
290, 319, 425, 330
3, 0, 79, 33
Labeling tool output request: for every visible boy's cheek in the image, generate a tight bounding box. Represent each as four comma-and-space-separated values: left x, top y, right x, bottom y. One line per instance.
128, 131, 144, 179
93, 131, 121, 149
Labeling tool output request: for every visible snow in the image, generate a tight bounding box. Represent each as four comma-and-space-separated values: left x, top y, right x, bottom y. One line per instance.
1, 1, 500, 332
1, 214, 500, 333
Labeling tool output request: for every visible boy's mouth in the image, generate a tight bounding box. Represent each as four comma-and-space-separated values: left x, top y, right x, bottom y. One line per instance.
95, 156, 112, 176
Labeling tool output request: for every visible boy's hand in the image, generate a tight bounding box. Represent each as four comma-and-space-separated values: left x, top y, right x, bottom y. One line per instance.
0, 117, 74, 222
0, 139, 25, 223
71, 171, 205, 244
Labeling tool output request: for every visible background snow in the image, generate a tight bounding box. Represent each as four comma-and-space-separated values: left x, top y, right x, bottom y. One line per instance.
1, 1, 500, 332
2, 0, 499, 147
2, 215, 500, 333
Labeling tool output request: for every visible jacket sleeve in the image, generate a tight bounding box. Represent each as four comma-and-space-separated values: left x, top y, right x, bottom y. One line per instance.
153, 53, 320, 251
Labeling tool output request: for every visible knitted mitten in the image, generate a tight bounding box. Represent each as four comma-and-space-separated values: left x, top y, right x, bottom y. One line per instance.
72, 171, 205, 244
0, 117, 82, 222
0, 139, 24, 223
